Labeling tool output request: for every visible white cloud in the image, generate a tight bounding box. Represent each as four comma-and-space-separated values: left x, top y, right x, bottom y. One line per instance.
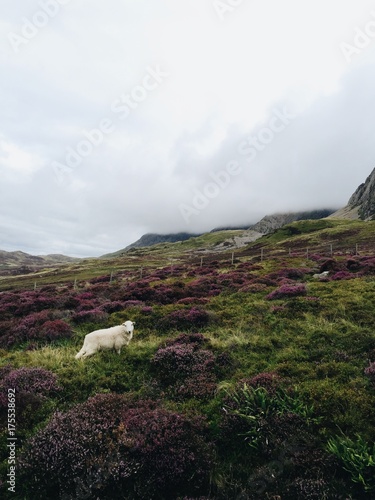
1, 0, 375, 256
0, 136, 43, 179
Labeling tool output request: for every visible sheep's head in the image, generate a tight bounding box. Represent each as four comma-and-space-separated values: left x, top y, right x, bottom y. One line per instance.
123, 320, 135, 335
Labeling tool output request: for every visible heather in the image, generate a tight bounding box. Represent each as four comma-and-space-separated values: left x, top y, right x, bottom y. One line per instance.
18, 394, 212, 499
1, 219, 375, 498
151, 333, 217, 399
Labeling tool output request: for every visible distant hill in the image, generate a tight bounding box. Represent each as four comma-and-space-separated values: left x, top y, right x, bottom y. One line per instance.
101, 232, 201, 258
329, 167, 375, 220
0, 249, 79, 274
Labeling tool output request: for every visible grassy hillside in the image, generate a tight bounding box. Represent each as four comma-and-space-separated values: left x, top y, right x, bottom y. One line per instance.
1, 219, 375, 499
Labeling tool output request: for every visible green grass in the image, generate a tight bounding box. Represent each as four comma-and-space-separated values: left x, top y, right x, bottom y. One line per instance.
1, 219, 375, 498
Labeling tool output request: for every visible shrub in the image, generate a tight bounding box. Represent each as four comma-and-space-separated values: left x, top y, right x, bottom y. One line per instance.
152, 337, 217, 399
246, 372, 282, 396
2, 310, 62, 346
327, 434, 375, 492
123, 300, 144, 308
268, 267, 309, 281
71, 308, 108, 324
347, 256, 375, 275
13, 291, 59, 316
266, 284, 307, 300
159, 307, 210, 331
18, 394, 136, 500
330, 271, 356, 281
152, 344, 215, 380
141, 306, 153, 314
100, 300, 126, 313
0, 367, 61, 404
318, 258, 342, 273
39, 320, 72, 341
0, 367, 61, 429
121, 406, 213, 498
19, 395, 213, 499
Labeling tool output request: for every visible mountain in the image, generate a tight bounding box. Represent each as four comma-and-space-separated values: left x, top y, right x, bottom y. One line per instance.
329, 167, 375, 220
108, 210, 336, 257
248, 209, 335, 235
101, 232, 201, 257
0, 250, 79, 274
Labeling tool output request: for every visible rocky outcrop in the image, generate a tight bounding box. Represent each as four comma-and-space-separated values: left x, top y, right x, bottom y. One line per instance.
249, 209, 335, 235
347, 168, 375, 220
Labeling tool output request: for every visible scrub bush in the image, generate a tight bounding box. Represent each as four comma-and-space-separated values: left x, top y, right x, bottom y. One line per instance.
0, 367, 61, 429
19, 394, 213, 499
266, 284, 307, 300
152, 334, 217, 399
159, 307, 210, 331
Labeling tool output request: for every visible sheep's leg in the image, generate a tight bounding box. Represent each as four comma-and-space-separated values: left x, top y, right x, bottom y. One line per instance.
82, 349, 96, 358
75, 348, 86, 359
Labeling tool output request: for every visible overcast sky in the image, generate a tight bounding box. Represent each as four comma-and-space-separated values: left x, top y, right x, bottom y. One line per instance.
1, 0, 375, 257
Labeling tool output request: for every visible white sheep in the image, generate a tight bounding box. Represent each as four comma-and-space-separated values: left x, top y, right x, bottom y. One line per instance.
312, 271, 329, 279
75, 320, 135, 359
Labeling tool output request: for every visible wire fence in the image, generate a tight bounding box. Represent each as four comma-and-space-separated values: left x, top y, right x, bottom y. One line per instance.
188, 240, 375, 266
1, 239, 375, 292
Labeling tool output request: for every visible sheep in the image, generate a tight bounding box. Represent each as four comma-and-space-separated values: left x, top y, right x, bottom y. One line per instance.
75, 320, 135, 359
312, 271, 329, 279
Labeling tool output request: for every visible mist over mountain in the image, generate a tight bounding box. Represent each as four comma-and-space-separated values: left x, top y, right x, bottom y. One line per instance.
2, 168, 374, 263
111, 165, 375, 255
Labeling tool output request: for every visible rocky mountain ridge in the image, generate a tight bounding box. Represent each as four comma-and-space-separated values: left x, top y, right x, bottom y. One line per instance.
118, 209, 336, 254
329, 167, 375, 220
348, 167, 375, 219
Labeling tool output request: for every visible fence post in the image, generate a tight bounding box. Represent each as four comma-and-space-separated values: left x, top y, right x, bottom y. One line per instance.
74, 278, 77, 290
355, 243, 359, 256
110, 271, 113, 283
34, 281, 37, 291
200, 256, 203, 268
140, 267, 143, 279
330, 244, 333, 257
306, 248, 309, 259
231, 252, 234, 265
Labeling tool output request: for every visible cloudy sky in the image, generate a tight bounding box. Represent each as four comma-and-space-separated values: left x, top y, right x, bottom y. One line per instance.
1, 0, 375, 257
